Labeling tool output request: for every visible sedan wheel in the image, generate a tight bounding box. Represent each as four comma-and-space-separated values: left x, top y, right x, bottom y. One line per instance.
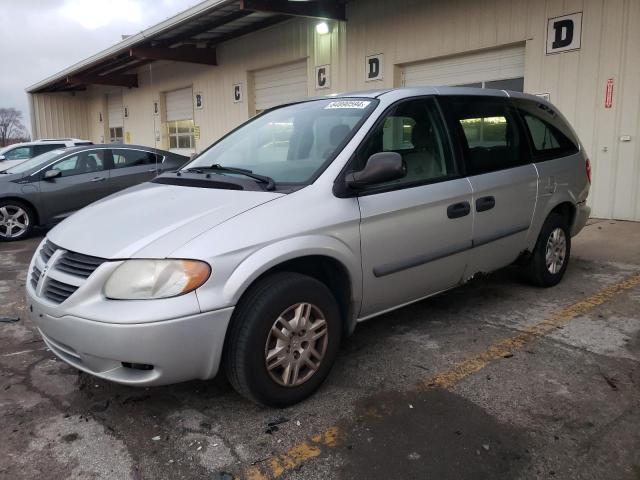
0, 204, 32, 241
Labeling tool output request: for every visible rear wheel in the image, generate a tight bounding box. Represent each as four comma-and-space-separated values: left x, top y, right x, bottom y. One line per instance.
522, 213, 571, 287
0, 201, 34, 242
224, 272, 342, 407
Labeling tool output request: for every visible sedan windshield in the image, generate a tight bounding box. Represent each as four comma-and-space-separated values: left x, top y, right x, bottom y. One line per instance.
4, 149, 66, 174
184, 98, 378, 184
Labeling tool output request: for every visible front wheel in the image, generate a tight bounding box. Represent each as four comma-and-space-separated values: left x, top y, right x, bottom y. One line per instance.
522, 213, 571, 287
224, 272, 342, 407
0, 201, 34, 242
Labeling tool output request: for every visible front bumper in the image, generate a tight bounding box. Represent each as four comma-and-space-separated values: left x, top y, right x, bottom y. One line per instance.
571, 201, 591, 237
29, 298, 234, 386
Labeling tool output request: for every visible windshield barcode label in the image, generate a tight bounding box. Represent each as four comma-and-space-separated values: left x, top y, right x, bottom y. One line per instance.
324, 100, 371, 109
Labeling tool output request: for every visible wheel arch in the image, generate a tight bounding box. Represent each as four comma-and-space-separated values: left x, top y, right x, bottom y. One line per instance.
223, 237, 362, 337
0, 196, 40, 226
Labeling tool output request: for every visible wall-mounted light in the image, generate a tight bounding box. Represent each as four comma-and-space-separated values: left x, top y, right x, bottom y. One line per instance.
316, 21, 331, 35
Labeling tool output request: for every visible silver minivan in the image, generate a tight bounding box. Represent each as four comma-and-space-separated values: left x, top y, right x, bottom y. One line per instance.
26, 88, 590, 406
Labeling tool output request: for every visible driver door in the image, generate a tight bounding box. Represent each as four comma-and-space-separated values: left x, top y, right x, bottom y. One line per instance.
354, 97, 473, 318
39, 149, 111, 222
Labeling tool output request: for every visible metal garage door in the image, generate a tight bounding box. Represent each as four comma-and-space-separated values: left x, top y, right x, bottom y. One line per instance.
402, 45, 525, 91
253, 60, 308, 112
107, 92, 123, 142
166, 87, 194, 122
165, 87, 195, 152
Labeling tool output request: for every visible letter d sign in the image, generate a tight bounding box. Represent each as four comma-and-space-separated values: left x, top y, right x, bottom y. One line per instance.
546, 12, 582, 54
365, 54, 384, 82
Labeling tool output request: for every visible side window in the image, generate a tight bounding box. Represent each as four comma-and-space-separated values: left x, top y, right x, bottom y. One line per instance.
444, 96, 525, 175
50, 150, 106, 177
111, 149, 157, 169
33, 144, 64, 156
354, 98, 455, 187
517, 103, 579, 159
4, 146, 32, 160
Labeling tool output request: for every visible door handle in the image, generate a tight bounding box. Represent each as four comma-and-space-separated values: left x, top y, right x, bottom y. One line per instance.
90, 177, 106, 183
447, 201, 471, 219
475, 196, 495, 212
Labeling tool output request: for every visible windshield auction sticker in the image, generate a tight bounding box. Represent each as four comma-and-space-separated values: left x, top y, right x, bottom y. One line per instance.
324, 100, 372, 109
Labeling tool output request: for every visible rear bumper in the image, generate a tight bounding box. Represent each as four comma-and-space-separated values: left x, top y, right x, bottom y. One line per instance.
571, 201, 590, 237
30, 302, 234, 386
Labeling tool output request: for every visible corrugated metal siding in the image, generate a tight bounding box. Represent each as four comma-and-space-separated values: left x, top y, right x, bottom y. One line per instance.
31, 92, 89, 140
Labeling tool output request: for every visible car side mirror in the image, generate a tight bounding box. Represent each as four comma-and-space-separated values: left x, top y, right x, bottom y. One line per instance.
43, 169, 62, 180
346, 152, 406, 188
0, 155, 5, 161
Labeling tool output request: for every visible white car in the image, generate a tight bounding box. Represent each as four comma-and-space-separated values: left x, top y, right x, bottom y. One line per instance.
0, 138, 92, 170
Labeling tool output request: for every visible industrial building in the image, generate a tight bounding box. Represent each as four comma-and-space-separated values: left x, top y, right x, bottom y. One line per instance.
27, 0, 640, 220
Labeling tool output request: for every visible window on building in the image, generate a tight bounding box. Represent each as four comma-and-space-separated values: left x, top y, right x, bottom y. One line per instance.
444, 96, 524, 175
109, 127, 123, 143
453, 77, 524, 92
168, 120, 195, 149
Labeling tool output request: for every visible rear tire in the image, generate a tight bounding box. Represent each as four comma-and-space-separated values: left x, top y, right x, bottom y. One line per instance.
0, 200, 34, 242
522, 213, 571, 287
224, 272, 342, 407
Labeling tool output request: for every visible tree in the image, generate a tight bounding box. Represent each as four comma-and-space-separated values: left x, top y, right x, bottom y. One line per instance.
0, 108, 28, 147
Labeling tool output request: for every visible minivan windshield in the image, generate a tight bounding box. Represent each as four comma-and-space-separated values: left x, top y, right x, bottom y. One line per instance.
3, 149, 66, 174
184, 98, 378, 184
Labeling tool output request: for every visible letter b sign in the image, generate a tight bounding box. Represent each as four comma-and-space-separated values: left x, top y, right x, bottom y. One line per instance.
546, 12, 582, 54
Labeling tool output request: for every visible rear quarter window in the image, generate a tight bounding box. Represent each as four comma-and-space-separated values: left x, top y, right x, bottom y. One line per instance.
515, 99, 579, 160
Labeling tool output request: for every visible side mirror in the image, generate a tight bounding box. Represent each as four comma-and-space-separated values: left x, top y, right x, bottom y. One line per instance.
0, 155, 6, 161
346, 152, 406, 188
43, 169, 62, 180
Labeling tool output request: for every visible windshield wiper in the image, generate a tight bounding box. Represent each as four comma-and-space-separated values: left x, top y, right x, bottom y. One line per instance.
185, 164, 276, 191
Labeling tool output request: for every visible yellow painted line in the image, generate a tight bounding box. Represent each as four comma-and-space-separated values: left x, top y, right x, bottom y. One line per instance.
239, 273, 640, 479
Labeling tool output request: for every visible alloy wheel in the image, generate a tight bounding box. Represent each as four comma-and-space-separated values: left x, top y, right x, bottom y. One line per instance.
0, 206, 29, 239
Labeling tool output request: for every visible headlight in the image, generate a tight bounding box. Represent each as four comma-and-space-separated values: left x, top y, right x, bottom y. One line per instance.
104, 259, 211, 300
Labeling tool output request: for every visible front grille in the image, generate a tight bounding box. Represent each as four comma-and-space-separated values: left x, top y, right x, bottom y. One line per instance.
31, 266, 41, 289
34, 239, 107, 305
44, 278, 79, 304
56, 251, 106, 279
40, 240, 56, 263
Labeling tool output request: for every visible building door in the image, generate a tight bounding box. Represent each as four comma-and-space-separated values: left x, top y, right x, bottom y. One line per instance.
107, 92, 124, 143
165, 87, 195, 155
253, 60, 308, 114
402, 45, 525, 92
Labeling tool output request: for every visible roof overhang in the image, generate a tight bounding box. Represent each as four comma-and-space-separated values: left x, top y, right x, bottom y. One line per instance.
27, 0, 347, 94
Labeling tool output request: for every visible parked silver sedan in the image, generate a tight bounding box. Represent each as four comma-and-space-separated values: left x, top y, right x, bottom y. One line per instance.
26, 88, 590, 406
0, 145, 188, 241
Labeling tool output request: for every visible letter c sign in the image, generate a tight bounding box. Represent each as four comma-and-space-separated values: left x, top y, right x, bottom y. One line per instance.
315, 65, 330, 90
546, 12, 582, 54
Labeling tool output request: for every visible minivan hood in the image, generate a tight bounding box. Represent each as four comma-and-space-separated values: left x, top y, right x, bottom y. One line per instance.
48, 182, 283, 259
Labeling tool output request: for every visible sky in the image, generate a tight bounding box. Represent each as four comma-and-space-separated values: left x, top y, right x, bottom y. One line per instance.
0, 0, 200, 134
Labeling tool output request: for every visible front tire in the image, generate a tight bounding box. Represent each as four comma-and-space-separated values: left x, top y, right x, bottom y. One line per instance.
0, 200, 34, 242
224, 272, 342, 407
522, 212, 571, 287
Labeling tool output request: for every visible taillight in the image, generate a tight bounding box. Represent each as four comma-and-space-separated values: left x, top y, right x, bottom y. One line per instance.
585, 158, 592, 184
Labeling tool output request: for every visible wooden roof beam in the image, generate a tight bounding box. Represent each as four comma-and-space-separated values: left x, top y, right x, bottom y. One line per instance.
67, 73, 138, 88
130, 46, 217, 65
240, 0, 346, 21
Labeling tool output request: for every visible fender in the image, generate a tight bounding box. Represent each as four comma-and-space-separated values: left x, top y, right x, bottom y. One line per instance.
526, 189, 579, 252
222, 234, 363, 332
